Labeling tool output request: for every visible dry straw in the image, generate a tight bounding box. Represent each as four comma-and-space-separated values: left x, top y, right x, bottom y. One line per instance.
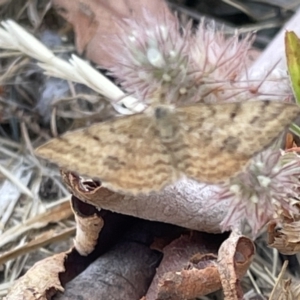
0, 19, 145, 115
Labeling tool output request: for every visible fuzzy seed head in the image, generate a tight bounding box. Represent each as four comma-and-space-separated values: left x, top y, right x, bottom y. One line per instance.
216, 150, 300, 236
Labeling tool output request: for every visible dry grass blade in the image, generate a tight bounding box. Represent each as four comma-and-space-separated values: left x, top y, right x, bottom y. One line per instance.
0, 164, 33, 234
0, 163, 34, 198
0, 227, 76, 265
0, 200, 72, 249
0, 19, 144, 114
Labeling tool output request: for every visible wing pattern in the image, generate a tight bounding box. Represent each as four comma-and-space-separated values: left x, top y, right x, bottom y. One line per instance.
35, 101, 300, 194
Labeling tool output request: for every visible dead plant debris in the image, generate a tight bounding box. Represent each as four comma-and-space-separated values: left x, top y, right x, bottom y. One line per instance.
1, 0, 300, 299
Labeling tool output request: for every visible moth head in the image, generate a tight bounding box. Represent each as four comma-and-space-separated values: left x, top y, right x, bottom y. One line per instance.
152, 104, 178, 141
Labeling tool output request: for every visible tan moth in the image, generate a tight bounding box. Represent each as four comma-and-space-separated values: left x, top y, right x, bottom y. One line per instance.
35, 101, 300, 195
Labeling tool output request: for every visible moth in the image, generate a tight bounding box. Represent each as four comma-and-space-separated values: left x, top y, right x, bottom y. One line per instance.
35, 101, 300, 195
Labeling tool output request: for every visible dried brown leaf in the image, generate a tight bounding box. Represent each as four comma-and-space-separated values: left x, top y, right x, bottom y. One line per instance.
61, 170, 226, 233
145, 232, 254, 299
71, 197, 104, 256
268, 205, 300, 255
216, 231, 255, 300
268, 220, 300, 255
149, 233, 221, 300
4, 207, 135, 299
4, 250, 68, 300
285, 132, 296, 150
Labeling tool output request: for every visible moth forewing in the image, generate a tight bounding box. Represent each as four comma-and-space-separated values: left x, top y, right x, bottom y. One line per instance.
35, 101, 300, 194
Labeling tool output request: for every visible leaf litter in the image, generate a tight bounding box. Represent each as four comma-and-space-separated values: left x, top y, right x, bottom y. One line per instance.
1, 0, 300, 299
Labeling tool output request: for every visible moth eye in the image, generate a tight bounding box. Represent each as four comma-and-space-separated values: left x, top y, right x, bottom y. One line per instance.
154, 107, 167, 119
